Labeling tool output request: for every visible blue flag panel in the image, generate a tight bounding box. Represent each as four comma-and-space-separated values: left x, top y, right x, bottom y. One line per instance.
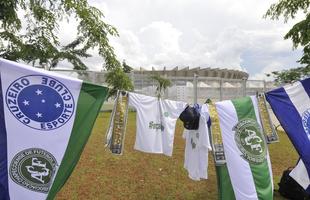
0, 75, 9, 200
266, 77, 310, 192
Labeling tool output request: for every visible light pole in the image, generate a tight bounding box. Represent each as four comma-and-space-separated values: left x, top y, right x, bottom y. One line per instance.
193, 73, 198, 104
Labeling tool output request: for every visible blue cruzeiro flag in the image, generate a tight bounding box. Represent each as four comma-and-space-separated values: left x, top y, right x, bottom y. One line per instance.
265, 77, 310, 192
0, 58, 109, 200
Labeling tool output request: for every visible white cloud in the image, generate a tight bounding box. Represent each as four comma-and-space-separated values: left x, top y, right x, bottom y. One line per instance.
138, 21, 186, 68
50, 0, 304, 80
251, 61, 286, 80
139, 22, 182, 56
110, 29, 147, 68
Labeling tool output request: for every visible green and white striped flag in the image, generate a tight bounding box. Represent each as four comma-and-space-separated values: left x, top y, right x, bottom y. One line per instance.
215, 96, 273, 200
0, 58, 108, 200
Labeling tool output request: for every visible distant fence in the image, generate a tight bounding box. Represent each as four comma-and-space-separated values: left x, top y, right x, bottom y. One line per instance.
50, 69, 276, 103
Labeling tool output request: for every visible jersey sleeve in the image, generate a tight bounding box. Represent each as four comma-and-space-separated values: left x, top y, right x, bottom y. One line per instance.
173, 101, 188, 118
128, 92, 140, 108
160, 99, 187, 119
199, 105, 212, 150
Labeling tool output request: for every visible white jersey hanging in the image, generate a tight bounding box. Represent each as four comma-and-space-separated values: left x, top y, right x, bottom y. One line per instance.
183, 104, 212, 181
128, 92, 187, 156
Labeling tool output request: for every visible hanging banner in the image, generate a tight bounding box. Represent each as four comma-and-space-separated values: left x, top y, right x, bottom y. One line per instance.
106, 90, 129, 155
216, 96, 273, 200
257, 93, 279, 143
265, 77, 310, 192
209, 103, 226, 165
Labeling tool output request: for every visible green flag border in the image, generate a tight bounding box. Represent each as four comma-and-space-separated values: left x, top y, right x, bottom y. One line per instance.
47, 82, 108, 200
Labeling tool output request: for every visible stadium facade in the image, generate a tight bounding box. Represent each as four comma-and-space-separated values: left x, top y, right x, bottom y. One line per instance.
51, 67, 271, 103
133, 66, 249, 80
132, 67, 257, 103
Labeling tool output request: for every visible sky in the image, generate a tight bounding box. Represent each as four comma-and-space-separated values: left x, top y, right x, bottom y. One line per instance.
59, 0, 304, 80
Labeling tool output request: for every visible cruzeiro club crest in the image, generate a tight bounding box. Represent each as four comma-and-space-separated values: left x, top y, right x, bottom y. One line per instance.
233, 118, 267, 164
302, 108, 310, 139
5, 75, 75, 130
9, 148, 58, 193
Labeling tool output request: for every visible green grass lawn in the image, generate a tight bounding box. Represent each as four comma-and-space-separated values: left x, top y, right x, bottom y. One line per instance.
56, 112, 298, 200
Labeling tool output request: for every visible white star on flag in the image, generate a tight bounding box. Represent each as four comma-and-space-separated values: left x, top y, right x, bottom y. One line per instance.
36, 112, 42, 118
41, 99, 46, 103
55, 102, 61, 108
22, 100, 29, 106
35, 89, 43, 95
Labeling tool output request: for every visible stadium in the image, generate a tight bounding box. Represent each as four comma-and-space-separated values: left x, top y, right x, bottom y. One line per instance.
130, 67, 272, 103
133, 66, 249, 79
52, 66, 273, 103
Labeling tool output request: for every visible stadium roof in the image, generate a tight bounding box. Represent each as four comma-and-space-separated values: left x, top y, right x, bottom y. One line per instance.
133, 66, 249, 80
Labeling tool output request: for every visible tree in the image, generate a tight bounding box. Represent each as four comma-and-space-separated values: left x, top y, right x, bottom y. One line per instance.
267, 66, 310, 84
122, 60, 133, 73
105, 67, 134, 98
264, 0, 310, 83
0, 0, 119, 70
150, 74, 172, 98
